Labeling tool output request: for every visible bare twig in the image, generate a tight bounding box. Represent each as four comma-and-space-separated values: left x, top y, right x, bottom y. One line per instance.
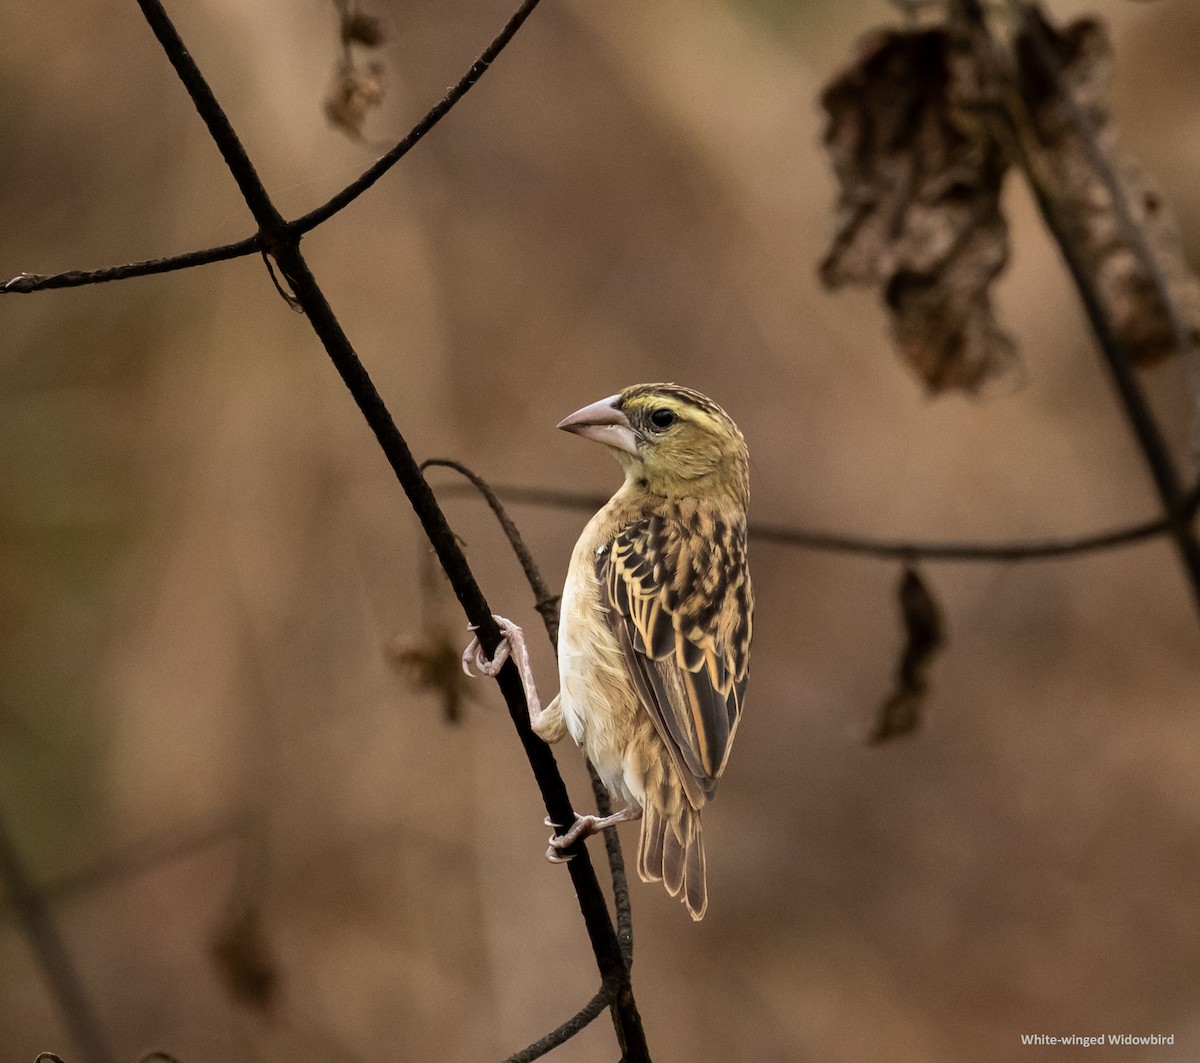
0, 237, 259, 294
295, 0, 543, 234
1, 0, 541, 296
422, 459, 562, 637
502, 984, 614, 1063
0, 811, 117, 1063
127, 1, 649, 1058
438, 480, 1200, 563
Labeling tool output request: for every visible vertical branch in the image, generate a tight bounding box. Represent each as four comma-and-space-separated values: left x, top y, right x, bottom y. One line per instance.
0, 810, 117, 1063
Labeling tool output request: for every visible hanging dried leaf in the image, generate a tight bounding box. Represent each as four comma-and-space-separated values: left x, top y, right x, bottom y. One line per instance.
324, 57, 385, 141
342, 11, 386, 48
820, 25, 1018, 394
869, 565, 945, 744
389, 627, 475, 725
1015, 8, 1200, 366
332, 0, 387, 48
209, 901, 280, 1014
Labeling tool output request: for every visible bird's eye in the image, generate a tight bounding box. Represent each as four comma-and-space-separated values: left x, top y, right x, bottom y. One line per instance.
648, 408, 676, 432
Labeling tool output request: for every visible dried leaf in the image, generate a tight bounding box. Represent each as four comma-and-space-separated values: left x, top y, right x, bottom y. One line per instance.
869, 565, 945, 744
324, 58, 385, 140
1016, 8, 1200, 366
820, 25, 1018, 394
342, 11, 386, 48
209, 901, 279, 1013
332, 0, 386, 47
389, 627, 474, 725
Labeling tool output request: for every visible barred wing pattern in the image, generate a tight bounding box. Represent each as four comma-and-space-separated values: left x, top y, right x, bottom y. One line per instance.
599, 513, 752, 809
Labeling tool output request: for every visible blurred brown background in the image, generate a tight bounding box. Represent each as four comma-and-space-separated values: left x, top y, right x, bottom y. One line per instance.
3, 1, 1200, 1060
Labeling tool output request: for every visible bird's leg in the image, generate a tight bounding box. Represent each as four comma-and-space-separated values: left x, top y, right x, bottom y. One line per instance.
461, 614, 553, 734
544, 805, 643, 863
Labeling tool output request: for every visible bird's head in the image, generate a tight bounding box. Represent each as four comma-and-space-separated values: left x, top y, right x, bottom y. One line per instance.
557, 383, 748, 504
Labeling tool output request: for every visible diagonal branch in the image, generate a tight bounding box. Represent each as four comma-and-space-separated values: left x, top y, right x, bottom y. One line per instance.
293, 0, 543, 234
1, 0, 542, 296
422, 459, 562, 637
502, 983, 614, 1063
128, 1, 649, 1057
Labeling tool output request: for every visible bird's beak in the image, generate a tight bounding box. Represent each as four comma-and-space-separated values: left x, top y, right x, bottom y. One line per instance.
556, 394, 640, 455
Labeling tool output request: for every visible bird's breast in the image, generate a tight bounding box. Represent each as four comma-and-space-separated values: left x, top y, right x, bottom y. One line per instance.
557, 510, 641, 794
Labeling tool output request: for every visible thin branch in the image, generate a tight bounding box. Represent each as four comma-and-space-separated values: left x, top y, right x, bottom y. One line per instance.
0, 810, 117, 1063
439, 480, 1200, 563
293, 0, 544, 234
599, 800, 634, 967
422, 459, 562, 637
135, 0, 288, 236
502, 984, 614, 1063
0, 236, 259, 294
127, 3, 649, 1057
423, 459, 634, 967
1, 0, 543, 296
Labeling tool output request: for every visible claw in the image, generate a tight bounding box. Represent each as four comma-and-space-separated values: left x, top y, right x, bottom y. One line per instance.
543, 806, 643, 865
461, 618, 512, 678
460, 616, 545, 730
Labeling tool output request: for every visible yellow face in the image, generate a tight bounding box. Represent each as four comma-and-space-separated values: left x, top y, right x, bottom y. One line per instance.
558, 383, 749, 502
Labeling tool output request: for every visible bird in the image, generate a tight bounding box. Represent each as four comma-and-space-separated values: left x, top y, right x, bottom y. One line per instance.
463, 383, 752, 920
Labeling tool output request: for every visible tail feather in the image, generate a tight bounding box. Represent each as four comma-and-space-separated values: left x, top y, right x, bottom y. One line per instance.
662, 821, 686, 896
637, 804, 708, 921
684, 818, 707, 919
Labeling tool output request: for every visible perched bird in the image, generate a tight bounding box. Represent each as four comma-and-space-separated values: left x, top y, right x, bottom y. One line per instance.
464, 383, 752, 920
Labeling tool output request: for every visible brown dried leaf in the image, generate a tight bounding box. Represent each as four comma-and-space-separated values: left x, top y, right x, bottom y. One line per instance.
332, 0, 386, 47
323, 58, 385, 141
1015, 8, 1200, 367
389, 627, 474, 725
869, 565, 945, 744
209, 901, 280, 1014
820, 25, 1018, 394
343, 11, 386, 48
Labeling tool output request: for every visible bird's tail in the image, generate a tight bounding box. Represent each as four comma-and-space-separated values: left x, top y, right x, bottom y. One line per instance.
637, 803, 707, 921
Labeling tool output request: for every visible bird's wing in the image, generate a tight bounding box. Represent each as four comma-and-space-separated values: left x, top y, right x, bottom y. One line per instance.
599, 514, 752, 807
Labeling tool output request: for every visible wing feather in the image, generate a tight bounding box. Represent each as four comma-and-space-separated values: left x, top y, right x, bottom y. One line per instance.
599, 513, 752, 806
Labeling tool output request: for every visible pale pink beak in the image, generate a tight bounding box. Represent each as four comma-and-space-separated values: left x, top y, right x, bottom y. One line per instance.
556, 393, 640, 455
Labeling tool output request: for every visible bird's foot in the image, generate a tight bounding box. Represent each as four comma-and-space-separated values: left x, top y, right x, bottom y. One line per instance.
461, 615, 543, 718
544, 806, 643, 863
461, 615, 513, 677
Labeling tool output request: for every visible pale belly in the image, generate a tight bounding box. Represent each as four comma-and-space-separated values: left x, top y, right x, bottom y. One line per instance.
557, 529, 647, 808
